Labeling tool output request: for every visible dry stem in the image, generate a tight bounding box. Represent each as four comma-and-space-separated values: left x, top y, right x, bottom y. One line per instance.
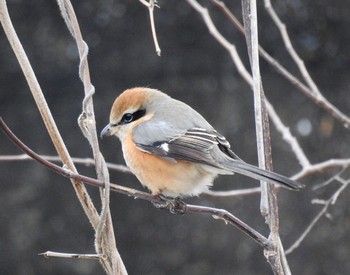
56, 1, 126, 273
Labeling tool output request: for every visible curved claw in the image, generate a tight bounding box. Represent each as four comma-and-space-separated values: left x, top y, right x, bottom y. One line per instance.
151, 195, 187, 215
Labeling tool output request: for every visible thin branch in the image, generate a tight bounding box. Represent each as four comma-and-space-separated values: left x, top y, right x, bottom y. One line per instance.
139, 0, 161, 56
264, 0, 319, 95
58, 1, 124, 273
210, 0, 350, 128
0, 154, 131, 173
263, 0, 350, 128
3, 153, 348, 194
185, 0, 310, 177
0, 0, 100, 232
210, 0, 310, 95
265, 101, 310, 168
204, 187, 261, 197
285, 202, 327, 255
329, 174, 350, 204
39, 251, 104, 260
186, 0, 253, 88
293, 159, 350, 180
286, 174, 349, 254
186, 204, 267, 246
0, 153, 263, 197
0, 117, 268, 247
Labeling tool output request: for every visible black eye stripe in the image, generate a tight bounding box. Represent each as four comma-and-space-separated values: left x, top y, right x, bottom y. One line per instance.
132, 109, 146, 120
120, 109, 146, 125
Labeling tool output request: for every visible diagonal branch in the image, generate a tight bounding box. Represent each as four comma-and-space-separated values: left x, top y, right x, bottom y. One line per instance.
0, 0, 100, 231
186, 0, 253, 87
210, 0, 350, 128
293, 159, 350, 180
286, 173, 349, 254
264, 0, 319, 95
0, 116, 268, 247
263, 0, 350, 128
186, 0, 309, 176
265, 101, 310, 168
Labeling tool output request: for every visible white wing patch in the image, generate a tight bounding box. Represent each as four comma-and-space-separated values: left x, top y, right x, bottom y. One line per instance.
160, 142, 169, 152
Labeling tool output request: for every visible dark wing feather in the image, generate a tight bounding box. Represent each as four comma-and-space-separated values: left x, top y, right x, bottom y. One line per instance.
136, 127, 305, 190
136, 127, 238, 168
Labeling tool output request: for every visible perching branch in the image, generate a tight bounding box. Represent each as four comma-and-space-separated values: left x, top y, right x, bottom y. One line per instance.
0, 116, 268, 247
3, 153, 348, 198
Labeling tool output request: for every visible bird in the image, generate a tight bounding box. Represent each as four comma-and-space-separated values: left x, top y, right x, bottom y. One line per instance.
100, 87, 304, 198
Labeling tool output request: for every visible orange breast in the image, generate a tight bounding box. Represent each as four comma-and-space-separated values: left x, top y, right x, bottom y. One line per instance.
121, 131, 216, 197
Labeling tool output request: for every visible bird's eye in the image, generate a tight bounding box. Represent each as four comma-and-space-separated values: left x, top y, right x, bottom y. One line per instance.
120, 109, 146, 125
122, 113, 133, 123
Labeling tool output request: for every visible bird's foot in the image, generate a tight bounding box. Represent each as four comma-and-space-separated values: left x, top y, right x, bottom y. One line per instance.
152, 195, 187, 215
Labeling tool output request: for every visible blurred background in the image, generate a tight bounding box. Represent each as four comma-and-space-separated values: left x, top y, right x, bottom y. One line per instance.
1, 0, 350, 274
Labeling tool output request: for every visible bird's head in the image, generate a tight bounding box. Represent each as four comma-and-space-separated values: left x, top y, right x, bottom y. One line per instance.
100, 87, 168, 140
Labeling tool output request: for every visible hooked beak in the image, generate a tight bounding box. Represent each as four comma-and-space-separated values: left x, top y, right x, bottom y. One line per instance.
100, 124, 112, 139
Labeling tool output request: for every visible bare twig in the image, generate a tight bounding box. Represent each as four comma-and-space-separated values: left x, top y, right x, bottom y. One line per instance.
264, 0, 319, 95
186, 204, 267, 246
190, 0, 350, 263
56, 1, 125, 273
186, 0, 253, 88
204, 187, 261, 197
0, 0, 100, 233
0, 153, 264, 197
139, 0, 161, 56
286, 201, 327, 255
185, 0, 305, 175
3, 153, 349, 194
265, 101, 310, 168
293, 159, 350, 180
210, 0, 311, 96
39, 251, 104, 260
210, 0, 350, 128
263, 0, 350, 128
0, 154, 131, 173
186, 3, 349, 252
286, 174, 349, 254
0, 117, 268, 247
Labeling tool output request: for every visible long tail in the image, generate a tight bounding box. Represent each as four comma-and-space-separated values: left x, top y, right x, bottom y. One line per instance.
222, 160, 305, 190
